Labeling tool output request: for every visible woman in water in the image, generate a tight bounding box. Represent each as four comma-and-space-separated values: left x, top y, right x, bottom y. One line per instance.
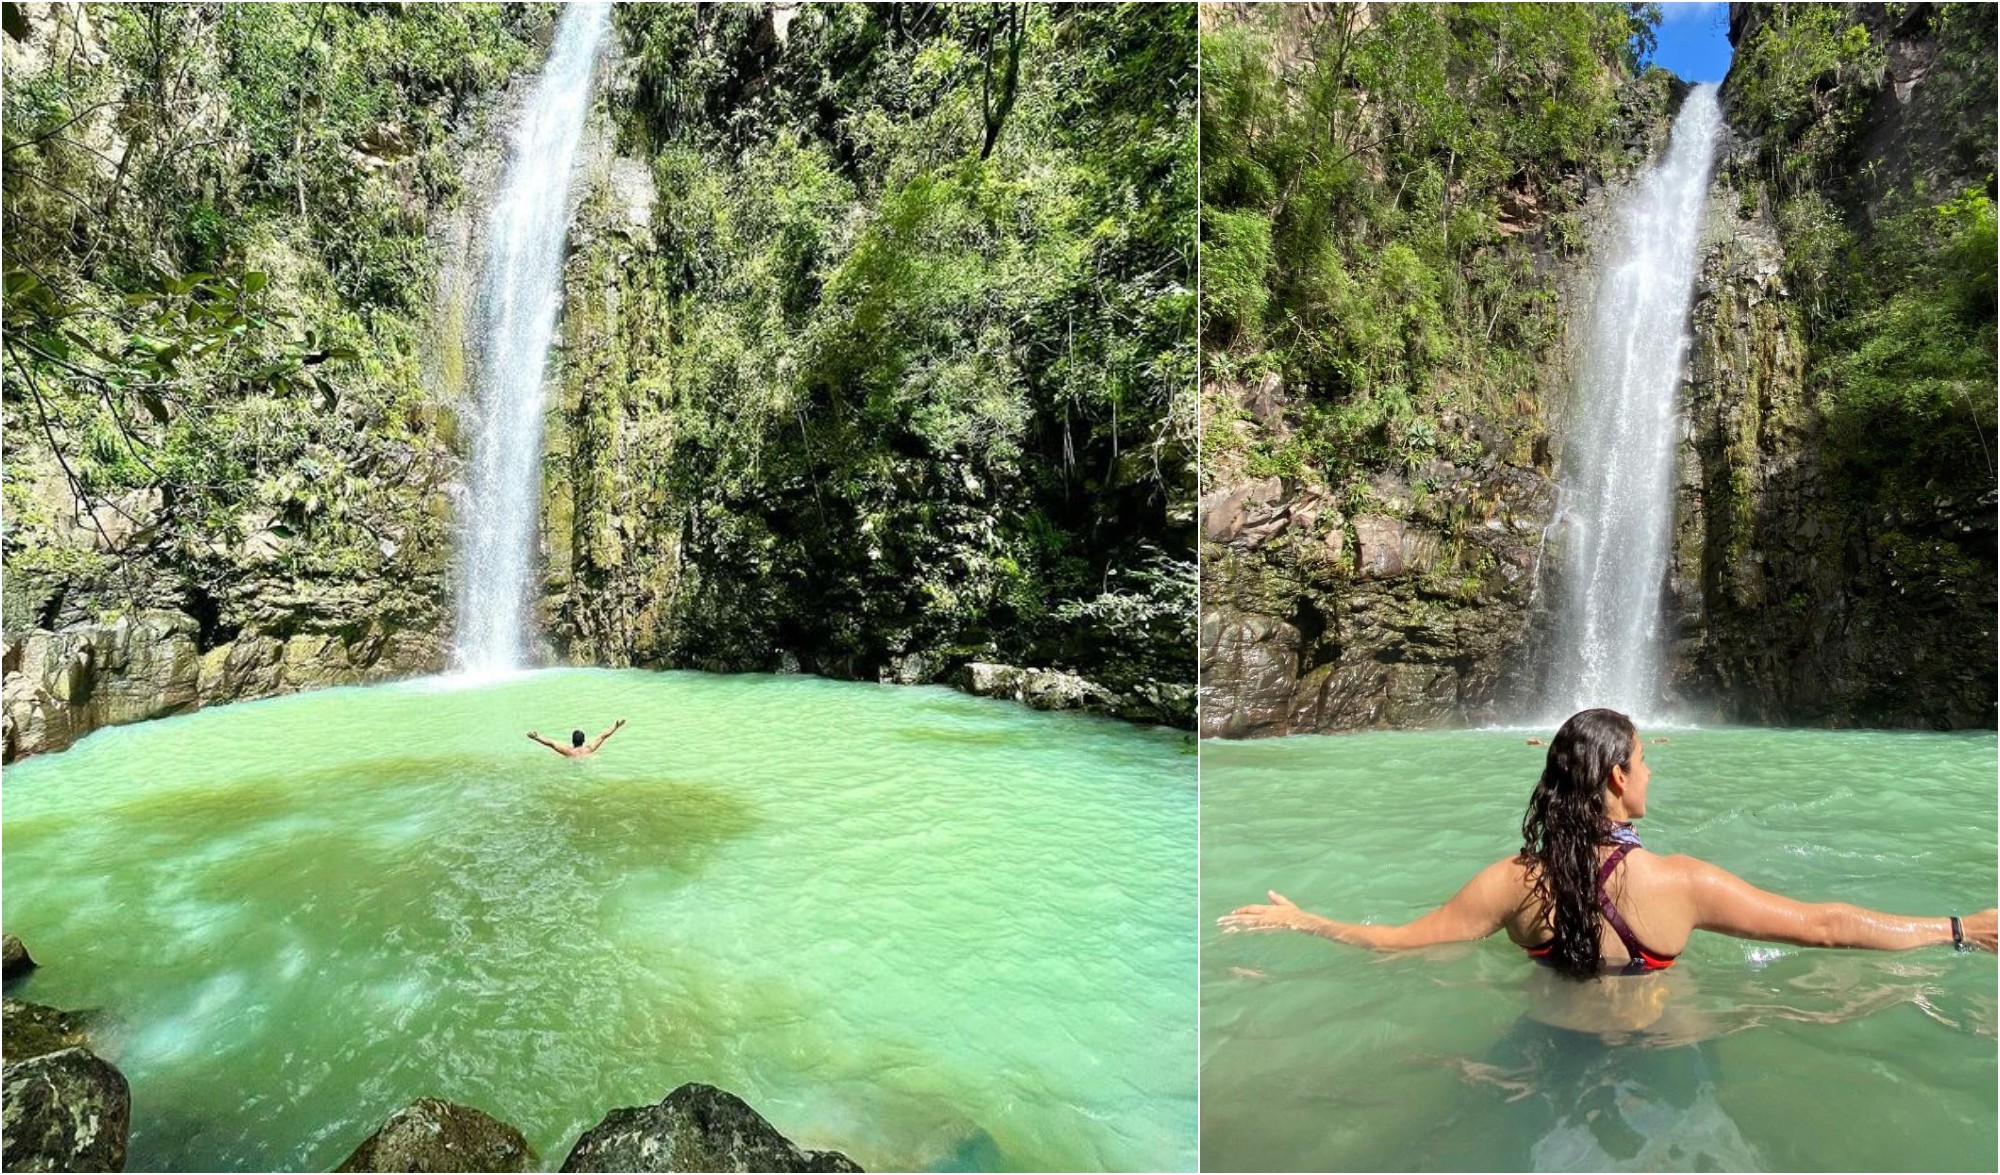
1220, 707, 1998, 970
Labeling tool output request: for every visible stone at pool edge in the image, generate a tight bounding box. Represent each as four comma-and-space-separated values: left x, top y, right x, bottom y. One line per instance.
1, 1046, 131, 1173
335, 1098, 535, 1173
3, 936, 36, 980
560, 1083, 862, 1173
2, 1001, 97, 1066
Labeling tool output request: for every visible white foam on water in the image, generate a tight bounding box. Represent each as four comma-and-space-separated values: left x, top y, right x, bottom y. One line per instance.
125, 972, 250, 1067
395, 667, 547, 693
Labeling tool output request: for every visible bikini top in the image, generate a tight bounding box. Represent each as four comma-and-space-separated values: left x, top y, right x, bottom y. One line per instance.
1525, 824, 1678, 973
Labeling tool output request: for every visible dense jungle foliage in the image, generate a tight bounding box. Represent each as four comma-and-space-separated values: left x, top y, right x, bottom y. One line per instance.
2, 3, 546, 640
4, 3, 1196, 718
1726, 3, 1995, 565
1200, 3, 1664, 498
605, 3, 1196, 706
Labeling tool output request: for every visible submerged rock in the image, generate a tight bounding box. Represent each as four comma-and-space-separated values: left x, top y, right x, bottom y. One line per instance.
559, 1083, 861, 1173
2, 936, 36, 980
335, 1098, 535, 1173
1, 1002, 93, 1066
1, 1046, 130, 1172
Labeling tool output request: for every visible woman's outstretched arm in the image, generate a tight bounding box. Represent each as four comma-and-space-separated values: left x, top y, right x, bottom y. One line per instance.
1219, 858, 1525, 950
1678, 855, 1998, 951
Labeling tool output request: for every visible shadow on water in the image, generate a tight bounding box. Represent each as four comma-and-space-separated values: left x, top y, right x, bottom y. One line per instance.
15, 754, 761, 885
9, 751, 1076, 1173
119, 949, 1049, 1174
1425, 1018, 1756, 1172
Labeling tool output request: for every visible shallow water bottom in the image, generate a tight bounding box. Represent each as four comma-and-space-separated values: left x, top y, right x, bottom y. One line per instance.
3, 669, 1198, 1172
1201, 728, 1997, 1172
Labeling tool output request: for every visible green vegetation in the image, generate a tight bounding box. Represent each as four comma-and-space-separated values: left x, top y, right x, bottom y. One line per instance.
1817, 187, 1995, 491
1730, 3, 1995, 603
6, 3, 1193, 714
602, 4, 1196, 704
3, 3, 542, 637
1728, 4, 1886, 189
1200, 3, 1662, 495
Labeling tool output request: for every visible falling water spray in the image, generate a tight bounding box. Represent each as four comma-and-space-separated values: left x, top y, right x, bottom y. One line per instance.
451, 3, 610, 674
1542, 86, 1722, 722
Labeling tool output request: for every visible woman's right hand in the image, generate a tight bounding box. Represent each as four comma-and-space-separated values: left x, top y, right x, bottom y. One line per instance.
1963, 909, 1997, 952
1219, 891, 1311, 934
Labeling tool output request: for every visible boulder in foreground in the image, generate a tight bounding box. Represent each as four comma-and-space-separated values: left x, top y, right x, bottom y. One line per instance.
1, 1046, 130, 1173
560, 1083, 861, 1173
335, 1097, 535, 1173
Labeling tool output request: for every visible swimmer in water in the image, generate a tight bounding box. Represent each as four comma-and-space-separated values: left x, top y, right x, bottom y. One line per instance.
527, 718, 626, 759
1221, 708, 1998, 974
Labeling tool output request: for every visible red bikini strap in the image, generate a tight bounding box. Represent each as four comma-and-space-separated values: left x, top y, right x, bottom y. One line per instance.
1595, 844, 1652, 963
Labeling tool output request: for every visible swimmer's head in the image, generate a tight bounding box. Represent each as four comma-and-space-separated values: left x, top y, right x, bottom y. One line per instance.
1521, 708, 1639, 980
571, 730, 586, 748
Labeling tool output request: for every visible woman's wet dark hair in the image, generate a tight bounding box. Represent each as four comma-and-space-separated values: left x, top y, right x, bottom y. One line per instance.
1518, 707, 1638, 980
571, 730, 586, 748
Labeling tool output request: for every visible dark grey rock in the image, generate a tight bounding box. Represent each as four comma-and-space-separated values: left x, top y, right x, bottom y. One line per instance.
2, 937, 35, 980
1, 1046, 130, 1172
335, 1097, 535, 1173
559, 1083, 860, 1173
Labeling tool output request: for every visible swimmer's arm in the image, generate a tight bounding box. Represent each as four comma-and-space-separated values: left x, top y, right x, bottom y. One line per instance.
587, 718, 627, 753
1219, 859, 1522, 950
1680, 856, 1995, 951
525, 731, 567, 755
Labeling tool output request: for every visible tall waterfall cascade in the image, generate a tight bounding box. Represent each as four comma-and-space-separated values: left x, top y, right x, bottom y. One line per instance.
451, 3, 611, 675
1542, 86, 1722, 723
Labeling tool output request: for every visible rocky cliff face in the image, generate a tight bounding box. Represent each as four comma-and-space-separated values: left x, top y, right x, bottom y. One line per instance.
1198, 30, 1681, 737
1, 6, 537, 761
1668, 3, 1996, 728
537, 45, 682, 670
529, 5, 1198, 727
1200, 435, 1559, 736
1202, 3, 1993, 737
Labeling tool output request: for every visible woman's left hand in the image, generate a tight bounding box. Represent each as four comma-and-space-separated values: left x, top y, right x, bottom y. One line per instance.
1219, 891, 1310, 934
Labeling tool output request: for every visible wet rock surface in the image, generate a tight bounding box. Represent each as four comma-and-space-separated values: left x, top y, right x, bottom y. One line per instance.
335, 1098, 536, 1173
2, 937, 36, 981
1, 613, 445, 763
560, 1083, 861, 1173
957, 661, 1192, 726
1671, 7, 1998, 728
1, 1002, 96, 1067
1200, 443, 1557, 736
1, 1047, 130, 1173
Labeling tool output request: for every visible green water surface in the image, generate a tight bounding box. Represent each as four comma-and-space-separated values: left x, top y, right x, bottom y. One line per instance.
1202, 728, 1997, 1172
3, 669, 1197, 1172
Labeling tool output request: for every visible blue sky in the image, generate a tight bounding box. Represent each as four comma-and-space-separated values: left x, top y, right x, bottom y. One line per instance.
1643, 1, 1734, 84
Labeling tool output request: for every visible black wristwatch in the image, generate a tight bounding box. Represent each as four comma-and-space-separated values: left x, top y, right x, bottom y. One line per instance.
1951, 915, 1967, 952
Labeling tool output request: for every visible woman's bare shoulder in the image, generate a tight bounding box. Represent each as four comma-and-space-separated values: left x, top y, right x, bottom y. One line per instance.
1630, 849, 1730, 891
1486, 853, 1539, 896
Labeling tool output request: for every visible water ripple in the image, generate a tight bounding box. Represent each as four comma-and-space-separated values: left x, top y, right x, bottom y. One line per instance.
1202, 727, 1997, 1172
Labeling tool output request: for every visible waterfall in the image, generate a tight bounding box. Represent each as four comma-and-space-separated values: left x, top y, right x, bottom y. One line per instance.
451, 3, 610, 675
1542, 86, 1722, 722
